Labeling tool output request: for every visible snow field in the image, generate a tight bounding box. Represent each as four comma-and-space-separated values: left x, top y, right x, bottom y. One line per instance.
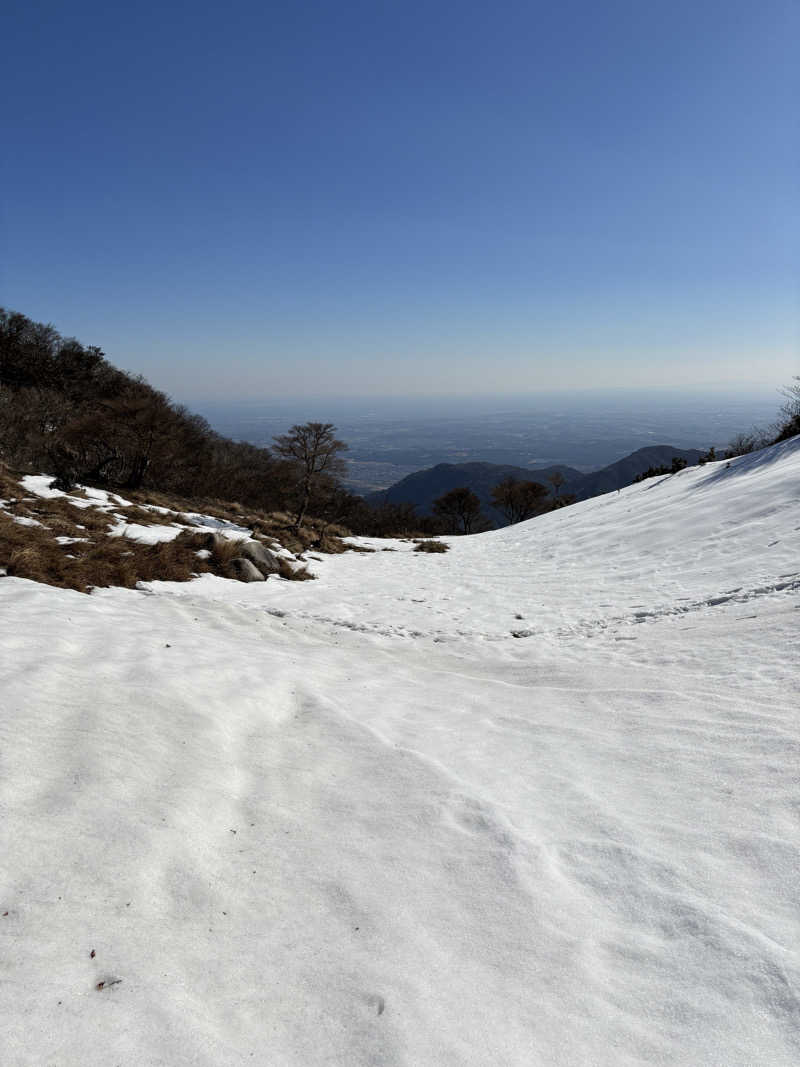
1, 438, 799, 1065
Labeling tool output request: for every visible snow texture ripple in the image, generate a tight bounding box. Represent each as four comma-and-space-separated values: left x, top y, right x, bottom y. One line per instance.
1, 440, 799, 1065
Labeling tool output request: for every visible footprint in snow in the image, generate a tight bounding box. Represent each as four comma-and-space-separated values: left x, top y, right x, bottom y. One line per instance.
365, 993, 385, 1016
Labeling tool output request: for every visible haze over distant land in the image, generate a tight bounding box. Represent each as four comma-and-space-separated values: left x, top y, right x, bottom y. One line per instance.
3, 1, 797, 399
200, 387, 783, 490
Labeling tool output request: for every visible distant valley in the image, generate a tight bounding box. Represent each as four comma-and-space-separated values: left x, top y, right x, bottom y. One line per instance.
365, 445, 704, 525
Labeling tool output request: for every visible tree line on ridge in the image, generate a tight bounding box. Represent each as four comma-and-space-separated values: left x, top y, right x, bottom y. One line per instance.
2, 308, 797, 537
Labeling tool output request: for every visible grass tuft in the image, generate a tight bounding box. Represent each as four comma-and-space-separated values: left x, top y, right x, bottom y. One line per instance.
277, 558, 316, 581
413, 540, 449, 553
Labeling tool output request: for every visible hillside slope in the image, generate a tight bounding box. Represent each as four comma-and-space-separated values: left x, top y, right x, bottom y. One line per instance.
366, 459, 580, 520
1, 438, 799, 1066
570, 443, 704, 499
369, 444, 702, 519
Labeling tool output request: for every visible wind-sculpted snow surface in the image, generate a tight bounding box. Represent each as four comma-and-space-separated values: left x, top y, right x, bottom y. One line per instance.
1, 440, 799, 1065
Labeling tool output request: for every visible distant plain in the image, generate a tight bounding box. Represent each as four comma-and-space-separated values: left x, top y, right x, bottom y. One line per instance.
201, 388, 781, 491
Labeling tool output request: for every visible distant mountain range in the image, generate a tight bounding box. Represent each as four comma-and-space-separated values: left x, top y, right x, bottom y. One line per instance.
365, 445, 704, 525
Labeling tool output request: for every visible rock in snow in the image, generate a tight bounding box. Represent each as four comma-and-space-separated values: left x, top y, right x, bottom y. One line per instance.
238, 539, 281, 575
1, 436, 799, 1066
227, 556, 266, 582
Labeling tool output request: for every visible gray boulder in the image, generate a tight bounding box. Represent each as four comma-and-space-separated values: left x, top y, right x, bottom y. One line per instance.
238, 539, 281, 575
228, 557, 266, 583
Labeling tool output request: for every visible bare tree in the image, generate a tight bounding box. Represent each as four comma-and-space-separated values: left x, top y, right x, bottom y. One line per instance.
724, 429, 771, 459
272, 422, 348, 529
432, 486, 486, 534
490, 477, 549, 525
774, 377, 800, 442
548, 471, 565, 500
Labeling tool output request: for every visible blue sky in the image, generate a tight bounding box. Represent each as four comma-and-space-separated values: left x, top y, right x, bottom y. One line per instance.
2, 1, 797, 402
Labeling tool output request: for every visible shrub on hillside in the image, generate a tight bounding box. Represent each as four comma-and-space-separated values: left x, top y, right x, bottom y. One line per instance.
724, 429, 772, 458
773, 378, 800, 443
413, 540, 449, 553
722, 380, 800, 456
632, 456, 688, 482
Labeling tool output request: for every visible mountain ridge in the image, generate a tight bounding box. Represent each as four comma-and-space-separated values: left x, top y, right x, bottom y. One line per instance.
365, 444, 704, 521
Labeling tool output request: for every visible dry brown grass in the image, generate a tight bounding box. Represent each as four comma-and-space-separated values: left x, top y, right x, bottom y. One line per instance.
124, 491, 352, 556
205, 535, 246, 579
317, 534, 348, 554
25, 495, 113, 536
112, 504, 177, 527
247, 515, 350, 555
1, 514, 203, 591
0, 463, 22, 500
277, 558, 315, 581
413, 540, 449, 553
1, 515, 318, 592
0, 467, 328, 591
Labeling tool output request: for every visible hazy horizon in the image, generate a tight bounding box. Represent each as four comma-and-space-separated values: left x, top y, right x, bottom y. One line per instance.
199, 386, 785, 489
196, 382, 784, 413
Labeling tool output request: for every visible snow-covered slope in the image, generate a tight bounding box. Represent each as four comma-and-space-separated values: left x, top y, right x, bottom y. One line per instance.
2, 439, 799, 1066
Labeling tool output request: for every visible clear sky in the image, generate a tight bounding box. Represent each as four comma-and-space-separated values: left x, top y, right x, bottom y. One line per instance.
2, 1, 798, 402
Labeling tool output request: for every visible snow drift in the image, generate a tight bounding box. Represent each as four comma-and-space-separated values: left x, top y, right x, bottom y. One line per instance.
1, 439, 799, 1065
